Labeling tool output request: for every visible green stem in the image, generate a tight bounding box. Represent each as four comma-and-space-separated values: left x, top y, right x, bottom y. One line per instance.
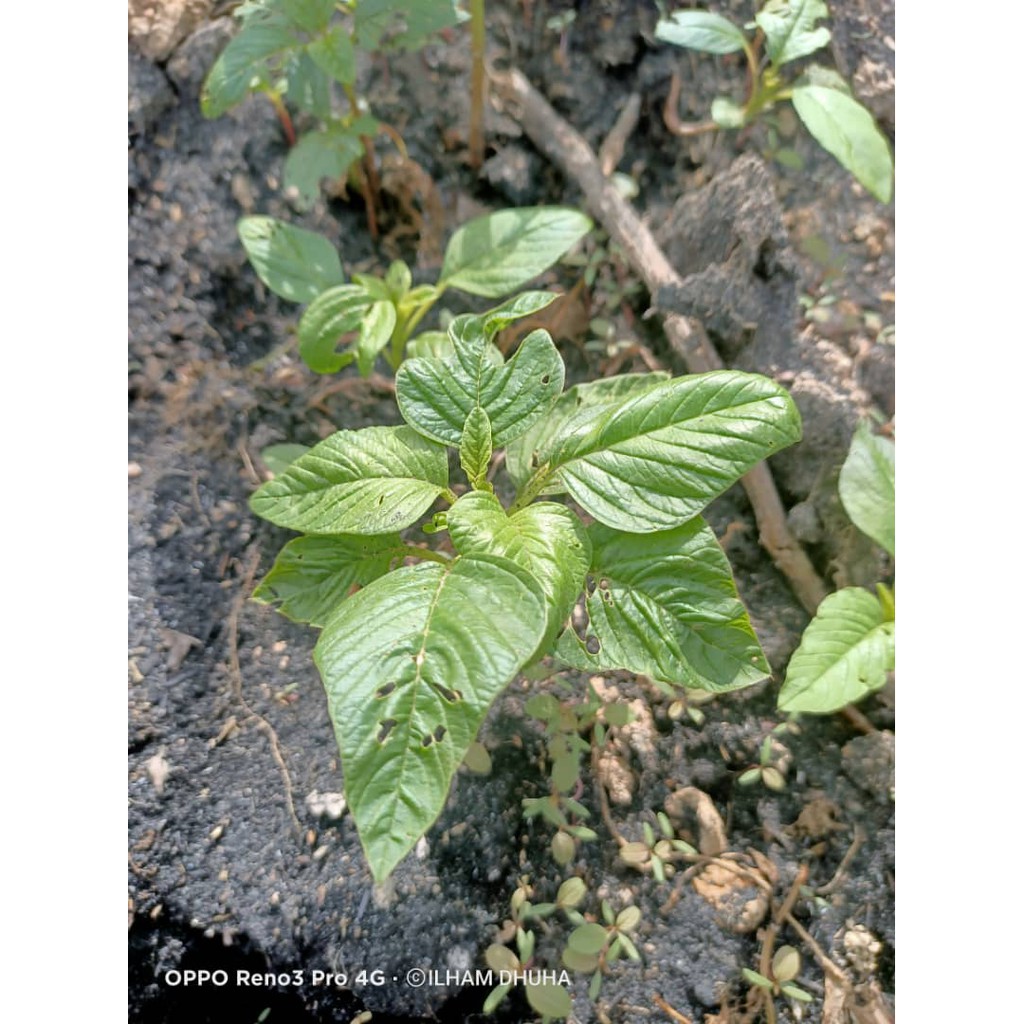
468, 0, 486, 168
441, 487, 459, 505
265, 90, 296, 147
387, 287, 446, 368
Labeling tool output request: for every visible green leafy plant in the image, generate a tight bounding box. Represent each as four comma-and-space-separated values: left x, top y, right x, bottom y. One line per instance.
617, 811, 697, 883
483, 878, 642, 1018
238, 206, 592, 376
248, 290, 802, 881
743, 944, 814, 1007
655, 0, 894, 202
777, 422, 895, 713
202, 0, 464, 213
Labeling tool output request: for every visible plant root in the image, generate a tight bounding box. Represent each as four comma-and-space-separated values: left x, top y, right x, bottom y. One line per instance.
663, 73, 718, 138
490, 66, 827, 615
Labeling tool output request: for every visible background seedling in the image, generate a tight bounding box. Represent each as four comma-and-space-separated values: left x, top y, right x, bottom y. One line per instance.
655, 0, 894, 202
777, 421, 895, 714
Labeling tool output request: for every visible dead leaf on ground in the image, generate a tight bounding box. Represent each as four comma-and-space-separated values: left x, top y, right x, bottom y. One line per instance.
691, 862, 769, 934
665, 786, 728, 855
495, 280, 590, 354
791, 795, 847, 840
160, 628, 202, 672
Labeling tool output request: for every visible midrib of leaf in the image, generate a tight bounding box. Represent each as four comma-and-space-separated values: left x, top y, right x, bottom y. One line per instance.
767, 0, 818, 64
375, 558, 456, 846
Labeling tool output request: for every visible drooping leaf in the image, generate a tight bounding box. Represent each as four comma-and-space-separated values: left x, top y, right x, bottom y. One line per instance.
447, 491, 591, 649
252, 533, 406, 626
283, 116, 378, 207
556, 520, 770, 691
396, 327, 565, 448
439, 208, 592, 297
755, 0, 831, 67
355, 300, 397, 376
524, 981, 572, 1019
792, 76, 894, 203
472, 290, 560, 334
238, 216, 343, 304
778, 588, 895, 713
260, 443, 310, 476
838, 424, 895, 556
201, 19, 298, 118
539, 371, 801, 533
506, 372, 670, 492
249, 426, 448, 535
654, 11, 748, 54
315, 555, 547, 880
298, 284, 374, 373
458, 407, 493, 487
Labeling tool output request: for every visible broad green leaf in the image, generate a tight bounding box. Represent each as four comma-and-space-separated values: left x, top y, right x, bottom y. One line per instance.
249, 426, 448, 535
355, 300, 397, 376
448, 491, 591, 650
396, 327, 565, 448
539, 371, 801, 533
279, 0, 335, 33
525, 981, 572, 1019
458, 407, 493, 487
260, 442, 310, 476
385, 260, 412, 300
506, 372, 670, 492
654, 11, 748, 54
201, 20, 298, 117
755, 0, 830, 67
252, 533, 405, 626
283, 116, 378, 207
778, 588, 895, 713
238, 216, 343, 304
711, 96, 746, 128
315, 555, 547, 880
556, 520, 769, 691
792, 77, 894, 203
308, 25, 356, 83
298, 284, 374, 373
838, 424, 895, 556
439, 208, 592, 297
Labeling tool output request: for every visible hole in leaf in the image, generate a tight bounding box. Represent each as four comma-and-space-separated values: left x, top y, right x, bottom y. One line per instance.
599, 578, 610, 590
541, 374, 550, 384
377, 719, 397, 743
586, 636, 601, 655
585, 575, 596, 595
421, 734, 434, 747
433, 725, 447, 743
434, 683, 462, 703
377, 682, 396, 698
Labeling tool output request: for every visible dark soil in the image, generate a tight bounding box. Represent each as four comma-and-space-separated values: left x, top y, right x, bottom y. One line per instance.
128, 3, 895, 1021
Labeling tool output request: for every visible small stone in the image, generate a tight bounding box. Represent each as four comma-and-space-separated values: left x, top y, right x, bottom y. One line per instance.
128, 462, 142, 479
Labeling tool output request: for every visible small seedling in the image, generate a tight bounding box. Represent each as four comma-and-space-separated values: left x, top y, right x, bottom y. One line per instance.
742, 944, 814, 1006
238, 206, 592, 376
737, 734, 787, 792
655, 0, 894, 202
777, 421, 895, 713
618, 811, 697, 882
